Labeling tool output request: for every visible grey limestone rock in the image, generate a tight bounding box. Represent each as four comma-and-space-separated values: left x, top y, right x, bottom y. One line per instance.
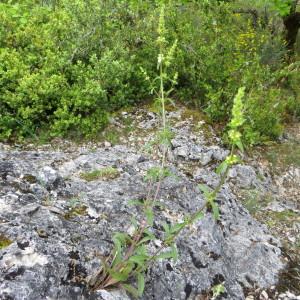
0, 145, 284, 300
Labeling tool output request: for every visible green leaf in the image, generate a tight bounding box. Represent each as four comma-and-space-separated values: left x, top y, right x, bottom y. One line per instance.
130, 217, 138, 230
235, 140, 244, 153
198, 184, 210, 195
137, 235, 154, 246
109, 269, 129, 282
129, 254, 148, 267
169, 222, 185, 234
143, 229, 156, 240
193, 211, 204, 222
156, 245, 178, 260
216, 161, 228, 175
112, 232, 131, 267
212, 283, 225, 297
135, 244, 148, 256
137, 273, 145, 296
162, 222, 170, 233
128, 199, 144, 206
145, 207, 154, 226
113, 232, 130, 244
171, 244, 179, 261
122, 283, 139, 298
211, 201, 220, 220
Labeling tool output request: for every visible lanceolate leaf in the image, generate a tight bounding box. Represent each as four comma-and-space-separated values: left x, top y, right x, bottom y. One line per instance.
128, 199, 144, 207
145, 207, 154, 226
129, 254, 148, 267
216, 161, 228, 175
162, 222, 170, 234
122, 284, 139, 298
193, 211, 204, 222
108, 269, 129, 282
169, 222, 185, 234
211, 201, 220, 220
198, 183, 211, 195
235, 139, 244, 153
137, 273, 145, 297
156, 245, 178, 260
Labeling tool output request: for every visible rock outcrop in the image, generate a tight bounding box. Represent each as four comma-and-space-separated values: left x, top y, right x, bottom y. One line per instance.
0, 141, 284, 300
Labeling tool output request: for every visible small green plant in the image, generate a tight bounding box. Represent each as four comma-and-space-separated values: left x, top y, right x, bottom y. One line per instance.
211, 283, 226, 299
0, 234, 12, 250
101, 130, 121, 145
200, 87, 246, 220
80, 167, 119, 181
88, 6, 182, 296
88, 7, 246, 298
64, 205, 88, 220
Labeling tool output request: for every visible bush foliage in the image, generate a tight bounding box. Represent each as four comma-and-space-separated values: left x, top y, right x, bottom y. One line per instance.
0, 0, 299, 143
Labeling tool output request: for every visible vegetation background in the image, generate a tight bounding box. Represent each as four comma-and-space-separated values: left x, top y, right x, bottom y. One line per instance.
0, 0, 299, 145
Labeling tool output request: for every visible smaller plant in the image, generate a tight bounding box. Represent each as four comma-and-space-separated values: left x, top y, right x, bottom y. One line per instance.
211, 283, 226, 299
64, 205, 88, 220
80, 167, 119, 181
200, 87, 246, 220
88, 6, 182, 296
0, 234, 12, 250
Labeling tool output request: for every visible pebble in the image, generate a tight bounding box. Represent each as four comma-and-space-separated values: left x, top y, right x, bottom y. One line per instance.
104, 141, 111, 148
260, 290, 269, 299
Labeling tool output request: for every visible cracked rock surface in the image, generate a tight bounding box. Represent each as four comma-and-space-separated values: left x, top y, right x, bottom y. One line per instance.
0, 145, 284, 300
0, 106, 292, 300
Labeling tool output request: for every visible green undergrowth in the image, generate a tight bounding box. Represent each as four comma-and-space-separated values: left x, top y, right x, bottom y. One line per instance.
240, 190, 273, 215
261, 209, 300, 294
264, 142, 300, 171
0, 0, 299, 145
264, 210, 300, 227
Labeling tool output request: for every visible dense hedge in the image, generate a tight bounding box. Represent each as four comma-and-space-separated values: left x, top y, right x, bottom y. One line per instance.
0, 0, 299, 143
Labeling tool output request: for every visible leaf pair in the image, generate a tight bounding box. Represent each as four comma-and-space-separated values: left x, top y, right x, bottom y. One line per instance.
199, 184, 220, 220
145, 166, 172, 182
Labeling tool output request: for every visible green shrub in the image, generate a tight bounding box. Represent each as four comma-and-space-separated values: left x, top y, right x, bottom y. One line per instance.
0, 1, 149, 140
244, 88, 286, 144
0, 0, 298, 143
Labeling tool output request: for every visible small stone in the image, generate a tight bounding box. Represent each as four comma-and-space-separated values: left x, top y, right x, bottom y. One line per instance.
38, 166, 61, 188
175, 146, 189, 158
246, 296, 255, 300
104, 141, 112, 148
260, 290, 269, 300
198, 151, 213, 165
126, 225, 135, 236
286, 291, 297, 298
19, 203, 40, 216
36, 228, 49, 238
287, 235, 296, 243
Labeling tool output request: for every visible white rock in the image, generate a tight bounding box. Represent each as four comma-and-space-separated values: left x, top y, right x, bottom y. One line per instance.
104, 141, 112, 148
260, 290, 269, 300
3, 247, 48, 268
